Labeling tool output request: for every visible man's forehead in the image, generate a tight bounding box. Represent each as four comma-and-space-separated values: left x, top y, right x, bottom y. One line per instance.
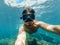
26, 8, 32, 12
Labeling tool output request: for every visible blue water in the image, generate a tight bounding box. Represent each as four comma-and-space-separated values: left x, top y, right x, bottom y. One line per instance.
0, 0, 60, 45
16, 0, 24, 3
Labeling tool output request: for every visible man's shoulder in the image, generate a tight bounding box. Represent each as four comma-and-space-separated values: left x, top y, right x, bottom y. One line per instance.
34, 20, 44, 24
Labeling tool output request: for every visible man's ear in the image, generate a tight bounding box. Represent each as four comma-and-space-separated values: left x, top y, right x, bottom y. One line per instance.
20, 17, 22, 19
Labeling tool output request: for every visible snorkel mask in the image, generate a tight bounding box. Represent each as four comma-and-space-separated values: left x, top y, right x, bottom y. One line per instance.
20, 8, 35, 22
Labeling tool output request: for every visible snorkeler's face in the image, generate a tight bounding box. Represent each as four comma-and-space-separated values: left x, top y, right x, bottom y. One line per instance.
22, 8, 35, 22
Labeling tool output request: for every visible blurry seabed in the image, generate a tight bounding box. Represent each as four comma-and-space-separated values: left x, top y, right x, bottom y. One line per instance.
0, 38, 15, 45
0, 36, 60, 45
26, 33, 60, 45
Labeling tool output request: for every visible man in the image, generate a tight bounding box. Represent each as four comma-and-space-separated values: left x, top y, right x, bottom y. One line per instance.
15, 8, 60, 45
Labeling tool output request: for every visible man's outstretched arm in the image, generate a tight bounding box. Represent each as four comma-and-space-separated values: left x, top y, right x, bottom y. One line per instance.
15, 26, 26, 45
38, 21, 60, 35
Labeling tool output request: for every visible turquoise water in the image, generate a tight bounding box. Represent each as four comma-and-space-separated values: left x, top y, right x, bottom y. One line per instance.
16, 0, 24, 3
0, 0, 60, 45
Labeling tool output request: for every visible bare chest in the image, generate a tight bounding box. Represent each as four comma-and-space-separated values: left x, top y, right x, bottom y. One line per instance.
24, 24, 39, 34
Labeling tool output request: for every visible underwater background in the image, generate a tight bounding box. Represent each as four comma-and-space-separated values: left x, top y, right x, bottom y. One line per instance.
0, 0, 60, 45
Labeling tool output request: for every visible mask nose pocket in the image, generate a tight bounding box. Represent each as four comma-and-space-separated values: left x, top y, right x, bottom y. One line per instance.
25, 16, 32, 22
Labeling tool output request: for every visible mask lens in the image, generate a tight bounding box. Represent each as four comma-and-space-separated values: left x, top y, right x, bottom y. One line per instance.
22, 12, 35, 22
